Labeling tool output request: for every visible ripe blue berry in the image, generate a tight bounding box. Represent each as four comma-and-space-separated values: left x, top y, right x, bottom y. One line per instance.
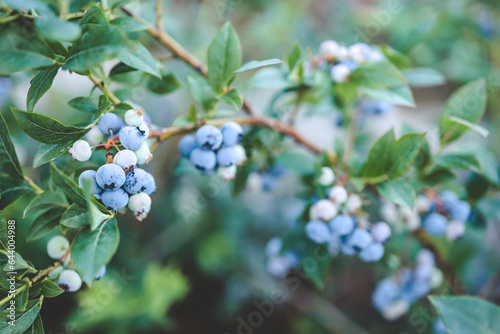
119, 126, 145, 150
329, 215, 355, 236
305, 220, 331, 244
422, 213, 448, 236
359, 242, 385, 262
217, 146, 238, 167
101, 188, 129, 211
221, 121, 243, 146
440, 191, 459, 212
190, 148, 217, 171
123, 168, 150, 194
195, 125, 223, 150
96, 164, 126, 190
78, 170, 102, 195
143, 172, 156, 195
98, 113, 122, 135
449, 201, 470, 222
58, 269, 82, 292
178, 135, 198, 158
372, 278, 401, 312
371, 221, 391, 243
346, 228, 372, 252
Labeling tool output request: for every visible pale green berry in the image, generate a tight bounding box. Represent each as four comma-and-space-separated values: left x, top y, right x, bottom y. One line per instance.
47, 235, 70, 259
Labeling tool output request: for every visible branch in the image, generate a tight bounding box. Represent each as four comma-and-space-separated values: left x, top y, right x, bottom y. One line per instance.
121, 6, 255, 115
88, 74, 121, 105
155, 0, 163, 31
150, 116, 327, 156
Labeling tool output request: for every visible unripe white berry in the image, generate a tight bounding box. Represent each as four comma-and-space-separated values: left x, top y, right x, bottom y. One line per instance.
58, 269, 82, 292
47, 235, 70, 259
380, 201, 398, 222
348, 44, 368, 63
416, 249, 435, 266
331, 64, 351, 83
446, 220, 465, 241
310, 199, 338, 221
113, 150, 137, 170
416, 195, 432, 213
346, 194, 362, 212
218, 165, 237, 181
318, 167, 335, 186
128, 192, 152, 221
134, 143, 153, 165
319, 40, 341, 62
84, 126, 104, 146
430, 268, 444, 288
233, 145, 247, 165
124, 109, 144, 127
69, 140, 92, 161
371, 221, 391, 243
329, 186, 348, 203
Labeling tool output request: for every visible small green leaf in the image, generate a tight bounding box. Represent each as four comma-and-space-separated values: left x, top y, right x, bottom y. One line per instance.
79, 6, 108, 32
360, 84, 415, 107
33, 143, 69, 168
118, 41, 161, 77
0, 176, 32, 210
402, 67, 446, 87
72, 219, 120, 286
0, 113, 24, 179
172, 116, 194, 127
388, 132, 426, 180
68, 96, 98, 113
146, 73, 182, 95
27, 207, 66, 241
41, 279, 64, 298
0, 212, 7, 250
60, 203, 90, 228
441, 116, 489, 138
110, 16, 148, 32
26, 314, 44, 334
234, 59, 285, 73
363, 129, 396, 179
27, 66, 59, 112
430, 296, 500, 334
11, 107, 89, 145
35, 13, 81, 42
376, 180, 416, 209
187, 75, 218, 112
219, 89, 243, 110
287, 41, 303, 71
50, 162, 86, 207
351, 61, 407, 90
23, 191, 66, 218
207, 22, 242, 94
435, 152, 481, 172
0, 299, 41, 333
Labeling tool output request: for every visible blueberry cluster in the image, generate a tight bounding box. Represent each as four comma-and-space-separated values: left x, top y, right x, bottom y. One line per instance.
76, 110, 156, 220
46, 235, 106, 292
421, 191, 470, 239
265, 237, 300, 277
372, 249, 442, 320
315, 40, 385, 83
178, 122, 247, 180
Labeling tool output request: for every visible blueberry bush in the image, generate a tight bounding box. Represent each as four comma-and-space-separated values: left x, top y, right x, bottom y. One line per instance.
0, 0, 500, 333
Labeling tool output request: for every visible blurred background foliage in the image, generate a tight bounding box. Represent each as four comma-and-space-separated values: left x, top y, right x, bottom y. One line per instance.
2, 0, 500, 333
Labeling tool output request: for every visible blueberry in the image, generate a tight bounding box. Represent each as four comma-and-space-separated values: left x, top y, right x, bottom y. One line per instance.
327, 233, 342, 256
143, 172, 156, 195
340, 243, 357, 256
123, 168, 150, 194
178, 134, 198, 158
371, 222, 391, 243
319, 40, 341, 62
190, 147, 217, 171
416, 249, 435, 266
346, 228, 372, 252
422, 213, 448, 236
101, 188, 129, 211
78, 170, 102, 194
95, 266, 106, 280
113, 150, 137, 170
96, 164, 126, 190
124, 108, 144, 127
433, 319, 448, 334
128, 192, 152, 221
318, 167, 335, 186
119, 126, 145, 150
440, 191, 459, 212
69, 140, 92, 161
265, 237, 282, 256
310, 199, 338, 221
98, 113, 122, 135
449, 201, 470, 222
217, 146, 238, 167
446, 220, 465, 241
134, 142, 153, 165
47, 235, 70, 260
359, 242, 385, 262
363, 100, 392, 115
414, 263, 434, 281
58, 269, 82, 292
195, 125, 223, 150
305, 220, 331, 244
329, 215, 355, 236
372, 278, 401, 311
221, 122, 243, 146
328, 185, 348, 203
330, 63, 351, 83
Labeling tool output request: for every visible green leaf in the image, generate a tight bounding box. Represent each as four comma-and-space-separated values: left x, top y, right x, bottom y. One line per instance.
441, 116, 489, 138
50, 162, 86, 207
33, 143, 68, 168
234, 59, 285, 73
60, 203, 90, 228
26, 314, 44, 334
110, 16, 148, 32
11, 107, 89, 145
72, 218, 120, 286
187, 75, 218, 112
301, 243, 332, 288
439, 79, 487, 145
146, 73, 182, 95
219, 89, 243, 110
402, 68, 446, 88
0, 176, 32, 210
15, 285, 29, 311
79, 6, 108, 32
430, 296, 500, 334
0, 299, 41, 334
27, 207, 66, 241
360, 84, 415, 107
118, 41, 161, 77
27, 66, 59, 112
287, 41, 303, 71
0, 113, 24, 179
376, 180, 416, 209
41, 279, 64, 298
0, 212, 7, 250
0, 46, 54, 75
35, 13, 81, 42
380, 45, 412, 69
351, 60, 407, 90
94, 95, 112, 119
63, 26, 128, 73
388, 132, 426, 180
23, 191, 66, 218
207, 22, 242, 94
68, 96, 97, 113
172, 116, 193, 127
435, 152, 481, 172
363, 129, 396, 179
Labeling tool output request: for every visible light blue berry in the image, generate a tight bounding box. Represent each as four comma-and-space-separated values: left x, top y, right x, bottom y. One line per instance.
98, 113, 122, 136
119, 126, 145, 151
340, 243, 357, 256
217, 146, 238, 167
346, 228, 372, 252
372, 278, 401, 311
123, 168, 149, 194
221, 121, 243, 146
359, 242, 385, 262
329, 215, 355, 236
143, 172, 156, 195
423, 213, 448, 236
440, 191, 459, 212
449, 200, 470, 222
190, 148, 217, 172
305, 220, 331, 244
78, 170, 101, 194
101, 188, 129, 211
96, 164, 126, 190
195, 125, 223, 150
178, 135, 198, 158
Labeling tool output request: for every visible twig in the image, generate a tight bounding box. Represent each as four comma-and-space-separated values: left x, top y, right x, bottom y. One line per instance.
155, 0, 163, 31
24, 176, 44, 195
88, 75, 121, 105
